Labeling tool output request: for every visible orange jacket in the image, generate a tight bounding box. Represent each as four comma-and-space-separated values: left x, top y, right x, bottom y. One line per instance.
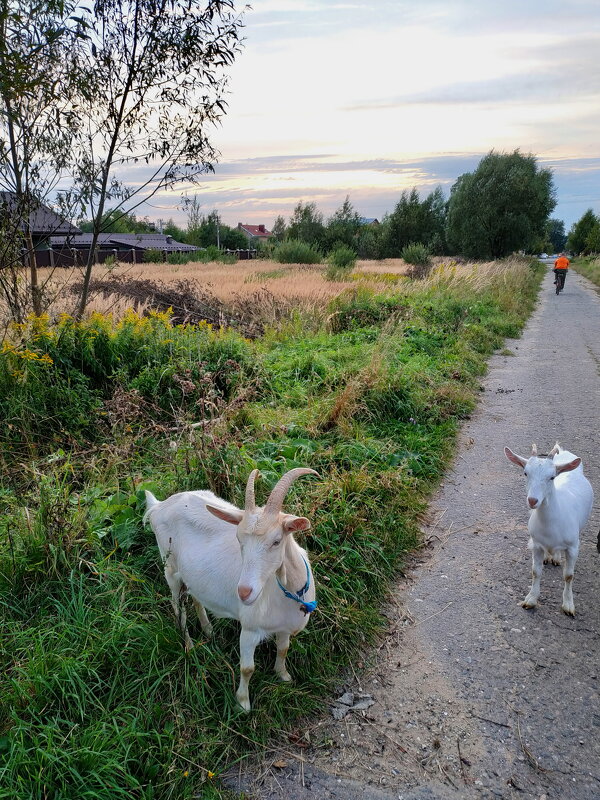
554, 256, 570, 269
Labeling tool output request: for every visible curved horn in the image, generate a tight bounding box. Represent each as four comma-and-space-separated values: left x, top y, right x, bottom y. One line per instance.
263, 468, 319, 516
245, 469, 260, 511
531, 442, 538, 456
549, 442, 560, 458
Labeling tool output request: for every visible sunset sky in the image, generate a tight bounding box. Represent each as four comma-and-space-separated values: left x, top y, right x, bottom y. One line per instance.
148, 0, 600, 231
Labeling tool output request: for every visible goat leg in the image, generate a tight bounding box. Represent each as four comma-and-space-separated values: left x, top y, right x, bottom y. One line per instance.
521, 544, 544, 609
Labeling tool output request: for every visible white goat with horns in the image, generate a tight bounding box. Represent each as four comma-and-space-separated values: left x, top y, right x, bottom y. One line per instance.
144, 467, 319, 711
504, 442, 594, 616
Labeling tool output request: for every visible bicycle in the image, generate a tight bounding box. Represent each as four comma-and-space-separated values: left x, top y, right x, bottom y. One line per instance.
553, 269, 566, 294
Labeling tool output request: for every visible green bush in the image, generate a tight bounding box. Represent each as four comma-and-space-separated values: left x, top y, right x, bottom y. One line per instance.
143, 247, 163, 263
273, 239, 322, 264
401, 242, 432, 279
166, 252, 190, 264
401, 242, 430, 266
206, 245, 222, 261
325, 245, 357, 280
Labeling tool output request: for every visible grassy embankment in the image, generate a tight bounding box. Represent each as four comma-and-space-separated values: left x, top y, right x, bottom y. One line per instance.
0, 258, 542, 799
572, 255, 600, 286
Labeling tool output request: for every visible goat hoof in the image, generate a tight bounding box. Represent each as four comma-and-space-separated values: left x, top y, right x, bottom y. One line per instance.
562, 605, 575, 617
184, 635, 194, 652
236, 695, 251, 712
278, 671, 292, 683
519, 599, 537, 609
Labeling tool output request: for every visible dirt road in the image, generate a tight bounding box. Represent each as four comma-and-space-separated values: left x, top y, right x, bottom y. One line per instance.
236, 266, 600, 800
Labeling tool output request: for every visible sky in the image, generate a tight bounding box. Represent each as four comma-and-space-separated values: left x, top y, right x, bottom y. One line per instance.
144, 0, 600, 232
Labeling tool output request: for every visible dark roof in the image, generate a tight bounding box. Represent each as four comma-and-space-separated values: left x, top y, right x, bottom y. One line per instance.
50, 233, 199, 252
359, 217, 379, 225
0, 191, 80, 235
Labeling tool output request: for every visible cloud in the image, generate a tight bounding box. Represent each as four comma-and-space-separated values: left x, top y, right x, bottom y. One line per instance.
344, 34, 600, 110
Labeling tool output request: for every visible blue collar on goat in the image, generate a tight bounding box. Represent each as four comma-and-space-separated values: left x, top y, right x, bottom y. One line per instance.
276, 556, 317, 615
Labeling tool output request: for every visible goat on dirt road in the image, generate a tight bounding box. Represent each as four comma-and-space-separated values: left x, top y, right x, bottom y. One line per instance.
144, 467, 319, 711
504, 443, 594, 616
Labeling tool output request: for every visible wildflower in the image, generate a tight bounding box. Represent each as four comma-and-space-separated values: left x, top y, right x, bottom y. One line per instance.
207, 771, 215, 779
183, 771, 189, 778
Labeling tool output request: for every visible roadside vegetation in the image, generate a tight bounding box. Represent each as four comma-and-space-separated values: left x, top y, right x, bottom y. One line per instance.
572, 255, 600, 286
0, 257, 543, 799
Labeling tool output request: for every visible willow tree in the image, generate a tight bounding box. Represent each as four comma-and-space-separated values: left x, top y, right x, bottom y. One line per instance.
72, 0, 245, 317
446, 151, 556, 259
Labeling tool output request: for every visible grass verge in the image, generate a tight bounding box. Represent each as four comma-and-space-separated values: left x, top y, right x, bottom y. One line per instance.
0, 258, 543, 798
572, 255, 600, 287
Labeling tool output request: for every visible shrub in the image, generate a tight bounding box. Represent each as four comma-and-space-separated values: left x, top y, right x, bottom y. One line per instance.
273, 239, 322, 264
401, 242, 432, 279
143, 248, 163, 263
203, 244, 222, 261
325, 245, 357, 280
166, 252, 190, 264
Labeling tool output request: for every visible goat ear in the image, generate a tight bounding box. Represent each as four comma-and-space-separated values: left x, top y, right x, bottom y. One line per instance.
555, 457, 581, 475
504, 447, 527, 467
282, 514, 311, 534
205, 504, 244, 526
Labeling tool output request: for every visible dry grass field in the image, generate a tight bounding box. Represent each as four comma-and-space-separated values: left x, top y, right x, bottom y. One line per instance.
3, 255, 526, 326
28, 257, 412, 321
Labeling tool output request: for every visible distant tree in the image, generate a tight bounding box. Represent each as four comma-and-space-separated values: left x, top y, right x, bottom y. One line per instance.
566, 209, 599, 254
356, 222, 385, 259
446, 151, 556, 259
77, 209, 154, 233
185, 196, 203, 244
71, 0, 244, 318
186, 207, 246, 249
546, 218, 567, 252
287, 201, 325, 248
163, 218, 187, 242
271, 215, 287, 242
220, 225, 247, 250
384, 186, 447, 256
585, 221, 600, 253
326, 195, 361, 249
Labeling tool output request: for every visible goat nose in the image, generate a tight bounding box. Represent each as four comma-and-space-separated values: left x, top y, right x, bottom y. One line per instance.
238, 585, 252, 602
528, 497, 538, 509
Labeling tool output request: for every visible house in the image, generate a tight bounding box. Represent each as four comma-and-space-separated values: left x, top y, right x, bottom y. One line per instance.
237, 223, 273, 243
51, 232, 199, 254
49, 232, 199, 266
0, 191, 80, 255
359, 217, 380, 226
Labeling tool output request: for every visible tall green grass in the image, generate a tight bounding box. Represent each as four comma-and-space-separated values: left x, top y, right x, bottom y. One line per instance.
572, 255, 600, 286
0, 258, 543, 798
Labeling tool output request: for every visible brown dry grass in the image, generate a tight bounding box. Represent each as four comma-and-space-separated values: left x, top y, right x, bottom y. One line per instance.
30, 258, 412, 321
2, 256, 530, 324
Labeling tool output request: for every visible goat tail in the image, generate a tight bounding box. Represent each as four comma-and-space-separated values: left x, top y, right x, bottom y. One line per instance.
143, 490, 160, 526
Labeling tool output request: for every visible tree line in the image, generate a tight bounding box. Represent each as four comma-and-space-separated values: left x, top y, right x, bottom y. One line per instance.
268, 151, 562, 262
78, 200, 250, 252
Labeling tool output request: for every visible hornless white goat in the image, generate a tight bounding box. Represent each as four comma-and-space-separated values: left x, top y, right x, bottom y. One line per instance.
144, 467, 319, 711
504, 443, 594, 616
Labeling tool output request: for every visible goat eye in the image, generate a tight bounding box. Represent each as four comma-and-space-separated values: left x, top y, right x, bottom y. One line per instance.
272, 539, 281, 547
523, 471, 528, 477
550, 476, 555, 481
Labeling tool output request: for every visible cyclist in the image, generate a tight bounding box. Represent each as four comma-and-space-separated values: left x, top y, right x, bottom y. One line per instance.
553, 252, 570, 293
